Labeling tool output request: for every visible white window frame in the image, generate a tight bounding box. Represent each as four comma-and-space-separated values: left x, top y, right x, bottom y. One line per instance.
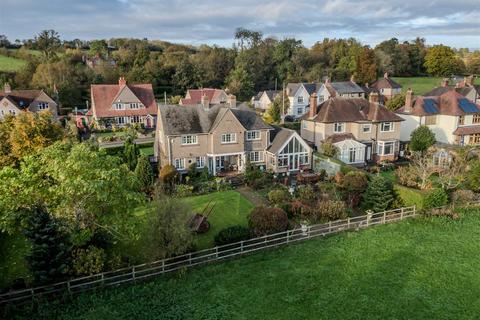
249, 151, 264, 163
130, 103, 139, 109
37, 102, 49, 110
174, 158, 185, 170
297, 107, 303, 115
380, 122, 394, 132
297, 96, 304, 103
377, 141, 395, 156
181, 135, 198, 145
116, 116, 126, 125
334, 122, 345, 133
114, 103, 124, 110
246, 130, 261, 141
302, 121, 307, 129
130, 115, 141, 123
221, 133, 236, 144
362, 124, 372, 133
196, 156, 205, 168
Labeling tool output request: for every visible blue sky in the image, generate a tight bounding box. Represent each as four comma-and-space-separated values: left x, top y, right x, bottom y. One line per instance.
1, 0, 479, 48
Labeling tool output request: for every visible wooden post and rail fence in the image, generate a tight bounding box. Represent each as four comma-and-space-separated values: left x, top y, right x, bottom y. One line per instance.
0, 205, 417, 306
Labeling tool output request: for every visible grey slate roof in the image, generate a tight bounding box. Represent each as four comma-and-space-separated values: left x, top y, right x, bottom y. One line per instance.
286, 83, 321, 97
329, 81, 365, 94
159, 104, 272, 136
267, 127, 294, 154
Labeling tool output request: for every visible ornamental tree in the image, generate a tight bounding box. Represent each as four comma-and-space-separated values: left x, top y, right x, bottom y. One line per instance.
362, 175, 395, 212
410, 125, 436, 153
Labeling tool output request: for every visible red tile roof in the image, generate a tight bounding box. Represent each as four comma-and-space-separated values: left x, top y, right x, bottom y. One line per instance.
180, 88, 225, 105
90, 83, 157, 118
453, 125, 480, 136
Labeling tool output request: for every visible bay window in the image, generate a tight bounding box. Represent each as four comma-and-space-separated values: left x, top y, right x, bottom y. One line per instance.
377, 141, 395, 156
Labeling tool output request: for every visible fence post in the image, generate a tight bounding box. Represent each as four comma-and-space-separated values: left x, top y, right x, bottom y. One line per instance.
132, 266, 136, 281
329, 221, 332, 233
240, 241, 244, 253
101, 273, 105, 286
307, 226, 311, 238
347, 217, 350, 229
215, 247, 219, 259
161, 260, 165, 273
188, 253, 192, 266
413, 205, 416, 216
400, 207, 404, 220
67, 280, 71, 293
383, 211, 386, 224
286, 231, 290, 243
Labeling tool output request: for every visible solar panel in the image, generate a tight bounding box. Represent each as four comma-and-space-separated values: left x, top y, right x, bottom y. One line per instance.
458, 98, 479, 113
423, 99, 439, 114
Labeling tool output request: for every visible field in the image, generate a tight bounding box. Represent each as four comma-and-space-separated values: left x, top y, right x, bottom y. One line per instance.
11, 207, 480, 320
0, 55, 27, 72
182, 190, 254, 248
392, 77, 442, 95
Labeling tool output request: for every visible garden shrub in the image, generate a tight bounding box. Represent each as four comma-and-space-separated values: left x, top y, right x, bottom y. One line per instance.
159, 164, 179, 186
321, 142, 338, 157
268, 188, 290, 205
451, 189, 477, 205
362, 175, 395, 212
314, 200, 347, 222
426, 206, 459, 220
423, 188, 448, 210
214, 225, 251, 246
296, 184, 315, 202
215, 178, 233, 191
395, 166, 419, 188
71, 246, 106, 276
340, 165, 356, 175
341, 171, 368, 207
248, 206, 289, 236
334, 172, 344, 185
174, 184, 194, 197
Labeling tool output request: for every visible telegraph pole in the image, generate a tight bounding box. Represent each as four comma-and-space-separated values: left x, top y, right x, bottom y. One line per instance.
281, 82, 285, 124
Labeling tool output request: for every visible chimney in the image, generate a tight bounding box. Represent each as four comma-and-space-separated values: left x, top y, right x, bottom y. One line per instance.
118, 77, 126, 87
405, 88, 414, 113
441, 78, 449, 87
309, 92, 318, 119
369, 92, 379, 104
325, 77, 330, 85
228, 94, 236, 108
201, 93, 210, 109
4, 83, 11, 94
465, 75, 474, 87
350, 74, 356, 83
365, 83, 369, 89
384, 72, 389, 79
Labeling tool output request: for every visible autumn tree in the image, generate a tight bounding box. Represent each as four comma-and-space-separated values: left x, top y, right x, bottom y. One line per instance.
385, 93, 405, 111
355, 47, 377, 84
35, 29, 61, 60
424, 45, 463, 76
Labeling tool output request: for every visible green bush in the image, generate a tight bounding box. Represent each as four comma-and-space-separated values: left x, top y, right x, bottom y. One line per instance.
321, 142, 338, 157
214, 225, 251, 246
268, 189, 290, 205
71, 246, 106, 276
296, 184, 315, 202
314, 200, 347, 222
174, 184, 194, 197
248, 207, 289, 236
451, 189, 477, 206
423, 188, 448, 210
395, 166, 419, 188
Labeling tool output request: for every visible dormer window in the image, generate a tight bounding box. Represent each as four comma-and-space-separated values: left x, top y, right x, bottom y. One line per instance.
130, 103, 139, 109
114, 103, 124, 110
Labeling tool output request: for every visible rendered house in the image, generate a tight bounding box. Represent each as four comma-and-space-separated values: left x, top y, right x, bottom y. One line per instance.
155, 104, 312, 175
179, 88, 235, 108
316, 77, 366, 104
251, 90, 280, 110
424, 77, 480, 104
0, 83, 58, 120
396, 89, 480, 146
285, 82, 321, 118
89, 77, 157, 128
301, 93, 404, 165
368, 73, 402, 101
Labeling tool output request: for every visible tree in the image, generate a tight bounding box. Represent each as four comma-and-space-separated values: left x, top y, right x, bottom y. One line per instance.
341, 171, 368, 207
355, 47, 377, 84
226, 65, 254, 100
410, 125, 436, 153
89, 40, 108, 57
248, 206, 289, 236
321, 141, 338, 157
143, 194, 193, 261
409, 151, 436, 190
424, 45, 462, 76
123, 136, 139, 171
466, 51, 480, 74
159, 164, 179, 189
264, 92, 288, 124
467, 161, 480, 192
385, 93, 405, 111
35, 29, 61, 60
135, 155, 154, 192
0, 112, 65, 169
24, 207, 71, 284
362, 175, 395, 212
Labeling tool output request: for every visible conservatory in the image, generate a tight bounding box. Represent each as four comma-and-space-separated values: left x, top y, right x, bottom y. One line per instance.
333, 139, 366, 164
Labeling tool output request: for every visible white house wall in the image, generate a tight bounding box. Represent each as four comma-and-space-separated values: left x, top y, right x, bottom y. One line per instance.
398, 114, 421, 141
289, 86, 310, 117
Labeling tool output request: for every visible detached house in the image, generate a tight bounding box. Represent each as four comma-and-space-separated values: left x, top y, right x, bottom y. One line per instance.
251, 90, 280, 110
368, 73, 402, 101
286, 83, 321, 118
89, 77, 157, 128
301, 93, 404, 164
396, 89, 480, 146
0, 83, 58, 120
179, 88, 236, 108
424, 77, 480, 104
155, 104, 312, 175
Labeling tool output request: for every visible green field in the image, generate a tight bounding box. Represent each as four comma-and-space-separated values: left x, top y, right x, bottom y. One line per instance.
392, 77, 442, 95
12, 207, 480, 320
0, 55, 27, 72
183, 190, 254, 249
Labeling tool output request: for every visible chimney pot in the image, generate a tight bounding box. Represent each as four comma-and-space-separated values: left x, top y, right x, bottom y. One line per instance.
4, 83, 11, 94
350, 74, 356, 83
384, 72, 389, 79
201, 93, 210, 109
118, 77, 126, 86
228, 94, 236, 108
369, 92, 379, 104
325, 77, 330, 85
405, 88, 414, 113
309, 92, 318, 119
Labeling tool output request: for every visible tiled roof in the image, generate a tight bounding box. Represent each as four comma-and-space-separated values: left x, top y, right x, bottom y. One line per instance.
90, 83, 157, 117
325, 133, 357, 144
303, 97, 403, 123
328, 81, 365, 95
286, 83, 321, 97
180, 88, 225, 105
370, 76, 402, 90
267, 127, 295, 154
0, 89, 45, 109
397, 90, 480, 117
453, 125, 480, 136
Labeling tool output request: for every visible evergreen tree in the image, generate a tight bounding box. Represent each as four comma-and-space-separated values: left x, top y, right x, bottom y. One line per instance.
135, 155, 154, 192
362, 175, 395, 212
123, 136, 139, 171
410, 125, 436, 153
23, 207, 71, 284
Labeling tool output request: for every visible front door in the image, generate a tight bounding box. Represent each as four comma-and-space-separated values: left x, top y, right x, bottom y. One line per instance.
289, 154, 299, 171
366, 146, 372, 161
349, 148, 356, 163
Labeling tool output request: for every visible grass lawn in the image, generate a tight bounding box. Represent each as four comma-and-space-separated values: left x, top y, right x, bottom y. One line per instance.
94, 131, 128, 139
0, 232, 31, 288
13, 207, 480, 320
392, 77, 446, 95
378, 170, 425, 209
139, 146, 154, 156
0, 54, 27, 72
182, 190, 254, 249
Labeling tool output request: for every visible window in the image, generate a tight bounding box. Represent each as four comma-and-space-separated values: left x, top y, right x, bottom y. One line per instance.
174, 158, 185, 169
221, 133, 236, 144
297, 107, 303, 115
380, 122, 394, 132
37, 102, 49, 110
130, 103, 139, 109
459, 116, 465, 125
181, 135, 198, 145
278, 156, 288, 167
377, 141, 395, 156
9, 110, 16, 115
246, 130, 260, 141
318, 95, 324, 102
297, 96, 304, 103
334, 122, 345, 133
362, 124, 371, 133
425, 115, 437, 125
470, 134, 480, 145
114, 103, 124, 110
302, 121, 307, 129
196, 156, 205, 168
116, 117, 126, 124
249, 151, 264, 163
130, 115, 141, 123
473, 114, 480, 124
299, 154, 309, 165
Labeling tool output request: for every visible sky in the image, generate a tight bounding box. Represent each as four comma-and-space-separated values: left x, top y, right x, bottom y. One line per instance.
1, 0, 479, 49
